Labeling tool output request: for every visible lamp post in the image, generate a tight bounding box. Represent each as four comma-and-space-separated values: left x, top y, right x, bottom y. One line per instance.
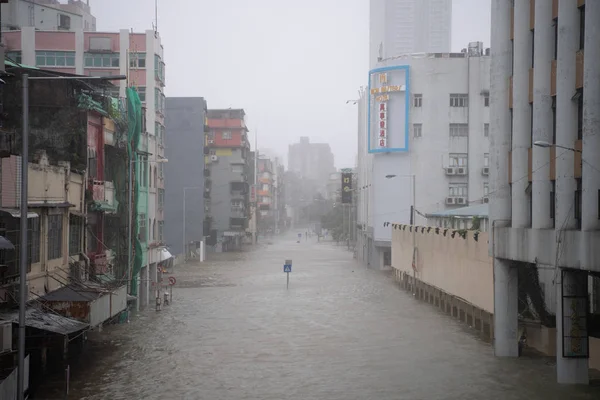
182, 186, 202, 260
19, 73, 126, 400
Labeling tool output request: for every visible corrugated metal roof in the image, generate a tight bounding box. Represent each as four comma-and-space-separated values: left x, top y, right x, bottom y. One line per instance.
427, 203, 489, 218
40, 283, 104, 302
0, 308, 89, 335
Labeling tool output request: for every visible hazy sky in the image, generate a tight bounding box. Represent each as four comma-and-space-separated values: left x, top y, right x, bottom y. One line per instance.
93, 0, 490, 169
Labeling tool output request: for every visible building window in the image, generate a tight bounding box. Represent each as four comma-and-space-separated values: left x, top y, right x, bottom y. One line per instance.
135, 87, 146, 102
577, 90, 583, 140
6, 51, 22, 64
58, 14, 71, 30
138, 213, 147, 241
449, 184, 468, 197
449, 94, 468, 107
158, 189, 165, 208
484, 94, 490, 107
48, 214, 63, 260
449, 123, 469, 137
222, 131, 232, 140
484, 153, 489, 167
413, 123, 422, 138
575, 179, 582, 229
84, 52, 119, 68
130, 53, 146, 68
483, 183, 489, 196
550, 181, 556, 224
36, 51, 76, 67
69, 215, 82, 256
29, 218, 40, 264
231, 165, 244, 174
158, 221, 164, 242
579, 6, 585, 50
154, 54, 165, 82
551, 97, 557, 143
484, 123, 489, 137
449, 153, 468, 167
159, 163, 164, 179
413, 94, 422, 107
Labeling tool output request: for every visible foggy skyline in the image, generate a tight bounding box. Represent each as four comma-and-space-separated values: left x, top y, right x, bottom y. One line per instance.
93, 0, 491, 169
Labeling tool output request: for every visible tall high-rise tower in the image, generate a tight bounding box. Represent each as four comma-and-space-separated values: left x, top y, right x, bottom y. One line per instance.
369, 0, 452, 67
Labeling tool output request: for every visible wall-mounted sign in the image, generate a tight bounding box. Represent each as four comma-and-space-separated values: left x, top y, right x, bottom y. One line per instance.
341, 172, 352, 204
368, 65, 410, 153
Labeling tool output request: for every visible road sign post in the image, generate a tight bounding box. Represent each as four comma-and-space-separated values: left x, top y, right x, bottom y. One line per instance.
284, 259, 292, 289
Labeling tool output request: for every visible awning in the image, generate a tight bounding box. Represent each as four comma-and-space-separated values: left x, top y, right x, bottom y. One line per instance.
0, 208, 39, 219
0, 308, 89, 335
29, 202, 74, 208
158, 248, 173, 262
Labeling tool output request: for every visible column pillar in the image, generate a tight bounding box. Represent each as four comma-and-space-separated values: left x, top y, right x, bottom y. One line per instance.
582, 0, 600, 229
511, 0, 532, 228
489, 0, 512, 235
494, 258, 519, 357
556, 269, 589, 384
532, 0, 554, 229
555, 0, 579, 229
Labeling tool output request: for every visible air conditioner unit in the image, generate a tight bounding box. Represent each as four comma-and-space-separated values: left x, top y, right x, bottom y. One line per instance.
456, 197, 466, 204
483, 197, 489, 203
210, 155, 218, 161
482, 167, 489, 175
456, 167, 467, 175
445, 167, 456, 175
445, 197, 455, 205
208, 140, 214, 144
0, 321, 11, 353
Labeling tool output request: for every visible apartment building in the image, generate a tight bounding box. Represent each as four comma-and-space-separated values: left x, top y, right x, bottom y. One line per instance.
165, 97, 208, 258
205, 109, 251, 252
369, 0, 452, 68
356, 43, 491, 269
1, 0, 96, 32
490, 0, 600, 384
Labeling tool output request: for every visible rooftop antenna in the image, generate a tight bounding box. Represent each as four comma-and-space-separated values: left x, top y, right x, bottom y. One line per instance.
155, 0, 158, 33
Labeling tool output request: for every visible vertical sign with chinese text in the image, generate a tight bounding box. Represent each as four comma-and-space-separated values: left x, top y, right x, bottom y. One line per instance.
341, 173, 352, 204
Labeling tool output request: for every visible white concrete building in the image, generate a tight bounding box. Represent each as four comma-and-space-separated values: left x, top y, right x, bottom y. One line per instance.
490, 0, 600, 384
1, 0, 96, 32
369, 0, 452, 68
356, 43, 491, 269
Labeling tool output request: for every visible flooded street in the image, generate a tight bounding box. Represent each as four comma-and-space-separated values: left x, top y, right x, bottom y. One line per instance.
41, 233, 599, 400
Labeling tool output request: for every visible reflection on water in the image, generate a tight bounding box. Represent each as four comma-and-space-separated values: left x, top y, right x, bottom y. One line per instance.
36, 235, 600, 400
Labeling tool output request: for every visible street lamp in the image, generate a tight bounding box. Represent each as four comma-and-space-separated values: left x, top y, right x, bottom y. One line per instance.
533, 140, 582, 153
385, 174, 417, 292
182, 186, 202, 261
19, 73, 126, 400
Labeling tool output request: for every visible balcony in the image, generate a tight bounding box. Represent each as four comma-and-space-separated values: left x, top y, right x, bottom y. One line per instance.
229, 217, 247, 230
89, 181, 117, 214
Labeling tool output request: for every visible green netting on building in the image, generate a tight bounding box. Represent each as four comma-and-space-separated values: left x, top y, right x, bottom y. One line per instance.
127, 87, 143, 296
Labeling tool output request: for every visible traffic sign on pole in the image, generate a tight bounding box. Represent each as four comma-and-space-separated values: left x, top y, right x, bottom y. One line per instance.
168, 276, 176, 286
284, 259, 292, 288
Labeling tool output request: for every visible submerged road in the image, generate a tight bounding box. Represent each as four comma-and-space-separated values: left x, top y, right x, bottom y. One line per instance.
40, 232, 599, 399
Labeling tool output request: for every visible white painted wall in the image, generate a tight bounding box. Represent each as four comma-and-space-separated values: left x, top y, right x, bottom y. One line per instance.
1, 0, 85, 31
364, 51, 491, 244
